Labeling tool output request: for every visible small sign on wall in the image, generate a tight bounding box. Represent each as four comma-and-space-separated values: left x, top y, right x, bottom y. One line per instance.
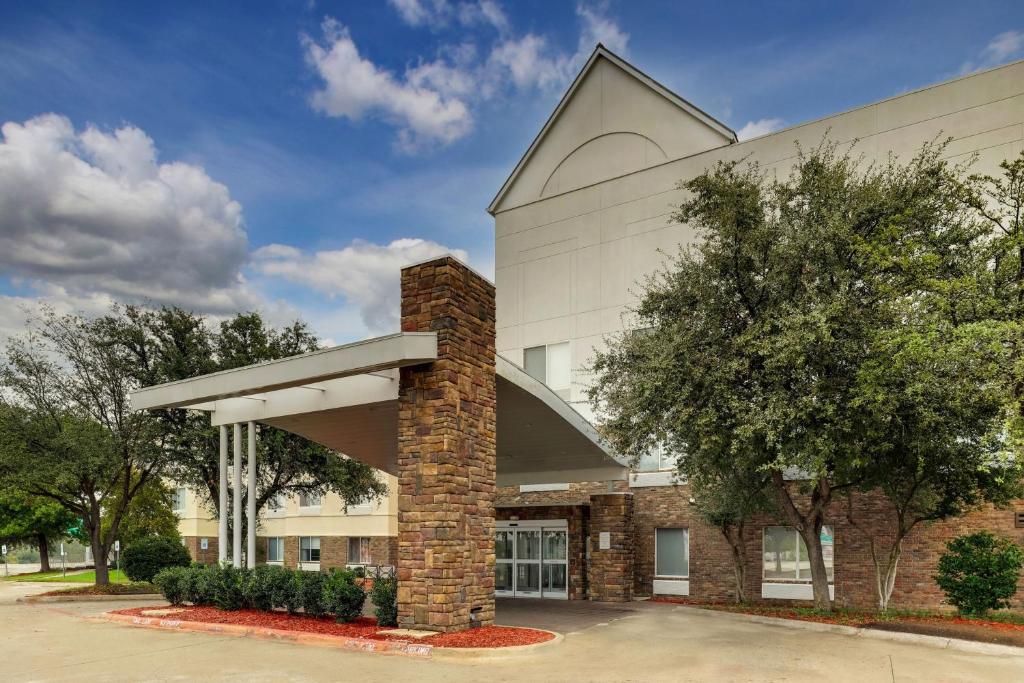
200, 538, 209, 550
599, 531, 611, 550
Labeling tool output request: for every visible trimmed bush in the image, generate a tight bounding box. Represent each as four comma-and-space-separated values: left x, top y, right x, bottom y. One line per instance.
370, 569, 398, 627
241, 565, 279, 611
935, 531, 1024, 616
153, 567, 189, 606
298, 570, 328, 618
212, 565, 245, 611
324, 569, 366, 623
121, 536, 191, 583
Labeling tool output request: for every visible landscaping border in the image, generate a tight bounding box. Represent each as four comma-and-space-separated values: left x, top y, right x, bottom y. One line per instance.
19, 593, 163, 604
93, 611, 563, 659
667, 604, 1024, 658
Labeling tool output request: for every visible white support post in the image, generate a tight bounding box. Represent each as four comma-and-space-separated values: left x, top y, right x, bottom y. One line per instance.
218, 425, 228, 564
232, 423, 242, 568
246, 421, 257, 569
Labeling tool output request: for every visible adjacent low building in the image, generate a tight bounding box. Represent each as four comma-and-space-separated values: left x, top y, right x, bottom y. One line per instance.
168, 45, 1024, 615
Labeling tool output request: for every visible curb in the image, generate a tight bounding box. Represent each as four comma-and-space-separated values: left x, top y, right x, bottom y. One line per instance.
429, 628, 564, 660
19, 593, 163, 604
671, 605, 1024, 658
94, 612, 434, 657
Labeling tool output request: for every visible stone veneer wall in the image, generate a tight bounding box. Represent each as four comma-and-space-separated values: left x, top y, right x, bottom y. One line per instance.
396, 257, 497, 632
588, 493, 634, 602
495, 505, 589, 600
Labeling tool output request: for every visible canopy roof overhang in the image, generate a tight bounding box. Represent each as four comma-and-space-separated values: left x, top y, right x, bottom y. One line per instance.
131, 332, 625, 486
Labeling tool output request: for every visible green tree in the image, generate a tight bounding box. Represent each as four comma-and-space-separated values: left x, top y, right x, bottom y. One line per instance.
114, 307, 386, 539
101, 476, 181, 549
0, 310, 164, 585
589, 142, 1016, 611
0, 487, 77, 571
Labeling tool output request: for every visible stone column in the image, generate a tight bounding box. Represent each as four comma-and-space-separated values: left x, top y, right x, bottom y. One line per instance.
587, 493, 634, 602
396, 256, 496, 632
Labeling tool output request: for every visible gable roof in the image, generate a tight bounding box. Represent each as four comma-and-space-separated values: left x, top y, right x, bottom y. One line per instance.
487, 44, 737, 215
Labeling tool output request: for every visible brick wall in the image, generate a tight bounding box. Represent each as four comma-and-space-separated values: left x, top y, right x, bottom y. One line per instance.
588, 493, 634, 601
183, 536, 218, 565
396, 256, 497, 632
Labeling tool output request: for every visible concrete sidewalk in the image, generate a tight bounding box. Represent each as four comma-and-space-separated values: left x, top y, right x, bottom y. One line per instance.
3, 583, 1022, 682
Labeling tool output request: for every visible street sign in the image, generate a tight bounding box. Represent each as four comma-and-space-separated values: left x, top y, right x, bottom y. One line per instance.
1, 544, 6, 555
114, 540, 120, 552
60, 543, 65, 556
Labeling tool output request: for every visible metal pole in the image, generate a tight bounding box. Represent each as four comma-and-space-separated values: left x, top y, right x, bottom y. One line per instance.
232, 423, 242, 568
247, 421, 257, 569
219, 424, 228, 565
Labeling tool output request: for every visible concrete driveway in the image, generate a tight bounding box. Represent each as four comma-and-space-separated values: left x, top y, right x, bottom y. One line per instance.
3, 582, 1021, 682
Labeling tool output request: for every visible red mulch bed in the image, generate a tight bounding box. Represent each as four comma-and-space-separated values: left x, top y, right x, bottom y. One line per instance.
649, 597, 1024, 647
111, 606, 554, 648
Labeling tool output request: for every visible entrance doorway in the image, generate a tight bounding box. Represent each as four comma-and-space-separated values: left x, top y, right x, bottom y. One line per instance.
496, 519, 568, 599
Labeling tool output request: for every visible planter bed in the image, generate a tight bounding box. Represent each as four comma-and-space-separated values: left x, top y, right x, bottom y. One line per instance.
650, 597, 1024, 648
110, 606, 555, 648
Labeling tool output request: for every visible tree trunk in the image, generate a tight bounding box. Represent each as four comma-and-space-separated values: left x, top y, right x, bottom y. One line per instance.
799, 523, 832, 611
37, 534, 50, 572
88, 498, 109, 585
771, 472, 833, 611
876, 533, 904, 611
723, 525, 748, 603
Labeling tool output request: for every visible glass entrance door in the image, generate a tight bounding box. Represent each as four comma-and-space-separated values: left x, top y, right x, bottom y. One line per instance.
495, 523, 568, 599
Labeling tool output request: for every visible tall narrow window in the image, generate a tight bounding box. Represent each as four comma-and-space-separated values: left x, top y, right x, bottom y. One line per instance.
298, 492, 321, 509
300, 536, 320, 563
172, 487, 187, 514
655, 528, 689, 578
267, 537, 284, 563
348, 537, 371, 564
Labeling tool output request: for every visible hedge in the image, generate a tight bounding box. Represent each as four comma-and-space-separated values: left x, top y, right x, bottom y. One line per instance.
121, 536, 191, 583
153, 564, 366, 623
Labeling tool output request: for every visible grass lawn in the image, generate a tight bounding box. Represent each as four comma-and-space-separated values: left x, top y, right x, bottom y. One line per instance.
6, 569, 130, 584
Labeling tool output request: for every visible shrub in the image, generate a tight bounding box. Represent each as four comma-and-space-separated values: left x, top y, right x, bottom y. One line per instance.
324, 569, 366, 623
242, 565, 279, 612
298, 570, 328, 618
212, 565, 246, 611
121, 536, 191, 583
153, 567, 189, 606
935, 531, 1024, 616
370, 568, 398, 627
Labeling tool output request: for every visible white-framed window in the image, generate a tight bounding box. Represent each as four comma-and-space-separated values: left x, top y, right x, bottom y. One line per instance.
171, 487, 187, 514
298, 492, 321, 510
267, 493, 287, 515
635, 444, 678, 473
346, 501, 373, 515
266, 537, 284, 563
523, 342, 571, 399
300, 536, 321, 563
655, 528, 689, 578
763, 526, 834, 582
348, 537, 371, 564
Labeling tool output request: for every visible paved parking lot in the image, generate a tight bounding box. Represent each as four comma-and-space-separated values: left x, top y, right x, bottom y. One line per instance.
3, 583, 1022, 682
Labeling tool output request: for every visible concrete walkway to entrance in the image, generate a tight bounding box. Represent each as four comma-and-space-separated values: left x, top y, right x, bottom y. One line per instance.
4, 582, 1022, 682
496, 597, 639, 633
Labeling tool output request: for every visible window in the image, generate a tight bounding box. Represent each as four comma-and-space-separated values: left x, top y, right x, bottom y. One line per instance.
171, 487, 187, 513
300, 537, 321, 563
266, 537, 284, 563
523, 342, 571, 399
635, 444, 678, 473
298, 492, 321, 509
655, 528, 689, 578
267, 493, 286, 513
348, 537, 371, 564
763, 526, 834, 582
346, 502, 373, 515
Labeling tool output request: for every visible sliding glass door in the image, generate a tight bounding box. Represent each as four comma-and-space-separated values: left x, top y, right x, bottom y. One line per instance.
495, 522, 568, 599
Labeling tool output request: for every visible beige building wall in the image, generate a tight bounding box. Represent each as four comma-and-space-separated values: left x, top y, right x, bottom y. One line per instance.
492, 54, 1024, 420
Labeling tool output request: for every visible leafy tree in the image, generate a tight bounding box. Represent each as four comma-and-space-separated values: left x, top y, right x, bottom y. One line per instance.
113, 307, 386, 539
101, 476, 181, 549
0, 311, 164, 585
0, 487, 77, 571
589, 142, 1017, 611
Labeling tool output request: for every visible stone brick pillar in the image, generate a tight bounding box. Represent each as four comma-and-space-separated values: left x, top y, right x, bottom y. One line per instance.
396, 256, 496, 632
587, 493, 634, 602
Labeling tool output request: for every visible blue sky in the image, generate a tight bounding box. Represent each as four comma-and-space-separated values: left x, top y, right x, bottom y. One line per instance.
0, 0, 1021, 343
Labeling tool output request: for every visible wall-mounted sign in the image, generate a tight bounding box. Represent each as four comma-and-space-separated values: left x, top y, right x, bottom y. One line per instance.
599, 531, 611, 550
200, 538, 209, 550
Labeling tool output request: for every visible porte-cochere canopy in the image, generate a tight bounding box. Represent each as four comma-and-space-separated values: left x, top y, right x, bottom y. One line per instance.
131, 329, 625, 487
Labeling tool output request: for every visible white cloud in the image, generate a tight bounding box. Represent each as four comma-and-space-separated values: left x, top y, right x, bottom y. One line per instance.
303, 18, 473, 152
736, 117, 786, 141
307, 4, 629, 152
252, 238, 471, 335
960, 29, 1024, 74
0, 114, 256, 313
